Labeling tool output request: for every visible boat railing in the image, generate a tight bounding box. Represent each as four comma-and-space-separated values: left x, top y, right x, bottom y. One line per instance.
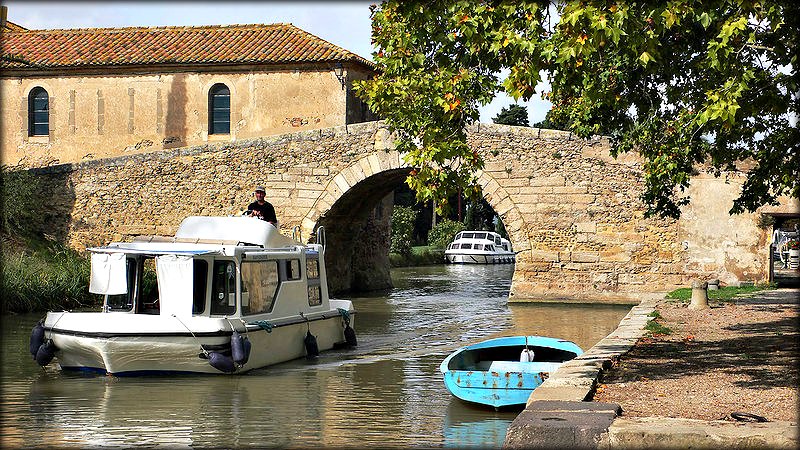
292, 225, 302, 243
132, 235, 240, 246
316, 226, 326, 250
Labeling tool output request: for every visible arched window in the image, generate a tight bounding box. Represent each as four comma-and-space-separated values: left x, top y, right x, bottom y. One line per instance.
208, 84, 230, 135
28, 87, 49, 136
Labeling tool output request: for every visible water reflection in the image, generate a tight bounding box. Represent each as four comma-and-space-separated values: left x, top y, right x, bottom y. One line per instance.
1, 265, 631, 448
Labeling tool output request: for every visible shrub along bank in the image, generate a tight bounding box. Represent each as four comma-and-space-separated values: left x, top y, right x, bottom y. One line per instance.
1, 165, 97, 314
1, 235, 96, 314
389, 245, 445, 267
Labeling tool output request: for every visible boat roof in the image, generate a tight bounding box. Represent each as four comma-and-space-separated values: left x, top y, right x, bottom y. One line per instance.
453, 231, 505, 240
175, 216, 300, 248
89, 216, 304, 256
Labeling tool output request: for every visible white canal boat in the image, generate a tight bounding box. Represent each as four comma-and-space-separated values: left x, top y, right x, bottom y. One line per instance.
444, 231, 515, 264
30, 216, 356, 375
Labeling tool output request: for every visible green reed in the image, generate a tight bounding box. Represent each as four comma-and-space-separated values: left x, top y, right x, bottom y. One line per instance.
1, 240, 96, 314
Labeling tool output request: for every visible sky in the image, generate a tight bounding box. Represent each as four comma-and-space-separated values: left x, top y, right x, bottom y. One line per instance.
3, 0, 552, 124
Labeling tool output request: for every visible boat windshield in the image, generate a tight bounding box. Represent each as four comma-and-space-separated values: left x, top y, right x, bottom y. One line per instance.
240, 260, 279, 315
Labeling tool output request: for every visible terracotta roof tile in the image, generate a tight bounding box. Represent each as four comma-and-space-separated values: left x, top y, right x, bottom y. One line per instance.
0, 23, 375, 71
2, 20, 27, 33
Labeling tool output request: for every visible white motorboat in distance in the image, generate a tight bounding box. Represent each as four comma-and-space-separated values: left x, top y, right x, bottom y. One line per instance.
30, 216, 356, 375
444, 231, 515, 264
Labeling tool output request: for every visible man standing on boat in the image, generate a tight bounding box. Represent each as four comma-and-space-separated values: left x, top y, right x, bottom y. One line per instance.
246, 186, 278, 225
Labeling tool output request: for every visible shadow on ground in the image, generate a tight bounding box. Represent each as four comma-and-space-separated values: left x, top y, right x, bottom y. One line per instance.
601, 290, 799, 391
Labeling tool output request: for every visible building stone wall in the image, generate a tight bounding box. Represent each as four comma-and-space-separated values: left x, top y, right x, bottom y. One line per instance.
27, 120, 797, 300
1, 63, 369, 167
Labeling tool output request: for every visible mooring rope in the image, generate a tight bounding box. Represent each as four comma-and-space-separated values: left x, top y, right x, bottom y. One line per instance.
249, 320, 275, 333
171, 314, 207, 356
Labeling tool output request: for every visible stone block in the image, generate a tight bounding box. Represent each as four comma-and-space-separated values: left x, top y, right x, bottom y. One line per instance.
530, 250, 560, 262
333, 173, 350, 193
570, 251, 600, 263
504, 401, 621, 449
530, 175, 566, 187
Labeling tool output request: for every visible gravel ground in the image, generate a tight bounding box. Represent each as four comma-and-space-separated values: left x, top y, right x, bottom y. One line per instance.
592, 288, 799, 423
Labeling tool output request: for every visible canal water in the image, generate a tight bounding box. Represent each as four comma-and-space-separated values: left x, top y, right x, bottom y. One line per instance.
1, 264, 631, 448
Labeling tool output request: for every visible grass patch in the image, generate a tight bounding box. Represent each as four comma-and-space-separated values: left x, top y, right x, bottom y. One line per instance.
665, 283, 774, 302
644, 310, 672, 336
644, 311, 672, 337
1, 234, 98, 313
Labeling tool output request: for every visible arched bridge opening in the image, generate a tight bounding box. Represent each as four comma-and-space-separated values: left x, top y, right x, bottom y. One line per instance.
315, 168, 412, 295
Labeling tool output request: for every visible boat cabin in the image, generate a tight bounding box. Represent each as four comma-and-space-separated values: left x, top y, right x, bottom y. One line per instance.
88, 216, 329, 321
448, 231, 513, 254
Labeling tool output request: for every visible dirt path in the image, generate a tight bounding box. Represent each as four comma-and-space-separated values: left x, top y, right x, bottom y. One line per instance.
592, 288, 799, 422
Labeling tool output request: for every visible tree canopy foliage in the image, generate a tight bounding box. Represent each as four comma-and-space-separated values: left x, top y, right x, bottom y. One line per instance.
355, 1, 799, 218
493, 104, 530, 126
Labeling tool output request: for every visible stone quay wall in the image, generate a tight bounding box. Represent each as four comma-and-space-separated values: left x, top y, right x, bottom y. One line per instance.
29, 120, 789, 301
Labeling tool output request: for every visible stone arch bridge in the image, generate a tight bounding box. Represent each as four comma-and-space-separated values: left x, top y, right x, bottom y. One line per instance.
35, 121, 784, 302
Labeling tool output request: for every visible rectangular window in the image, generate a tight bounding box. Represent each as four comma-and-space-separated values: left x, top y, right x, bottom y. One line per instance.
306, 257, 320, 279
462, 243, 473, 249
475, 232, 487, 240
138, 257, 159, 314
211, 260, 237, 315
241, 260, 279, 315
474, 244, 483, 250
308, 286, 321, 306
193, 260, 208, 314
32, 103, 49, 135
463, 233, 475, 239
284, 259, 301, 281
306, 257, 322, 306
105, 257, 136, 311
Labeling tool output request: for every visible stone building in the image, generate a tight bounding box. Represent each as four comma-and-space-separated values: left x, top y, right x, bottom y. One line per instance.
0, 18, 377, 167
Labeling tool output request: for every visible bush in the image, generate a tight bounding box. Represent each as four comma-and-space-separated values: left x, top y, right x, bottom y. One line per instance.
0, 239, 95, 313
389, 245, 446, 267
391, 205, 417, 256
428, 219, 465, 249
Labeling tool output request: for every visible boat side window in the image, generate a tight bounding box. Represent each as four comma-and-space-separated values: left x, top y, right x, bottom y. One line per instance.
193, 260, 208, 314
495, 236, 501, 245
211, 261, 237, 315
306, 257, 322, 306
475, 232, 487, 240
240, 260, 279, 315
474, 244, 483, 250
462, 243, 473, 250
138, 257, 160, 314
455, 232, 463, 240
283, 259, 302, 281
486, 245, 494, 252
105, 257, 136, 311
463, 232, 474, 239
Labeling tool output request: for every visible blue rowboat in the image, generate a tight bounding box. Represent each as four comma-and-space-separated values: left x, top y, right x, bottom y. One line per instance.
439, 336, 583, 408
